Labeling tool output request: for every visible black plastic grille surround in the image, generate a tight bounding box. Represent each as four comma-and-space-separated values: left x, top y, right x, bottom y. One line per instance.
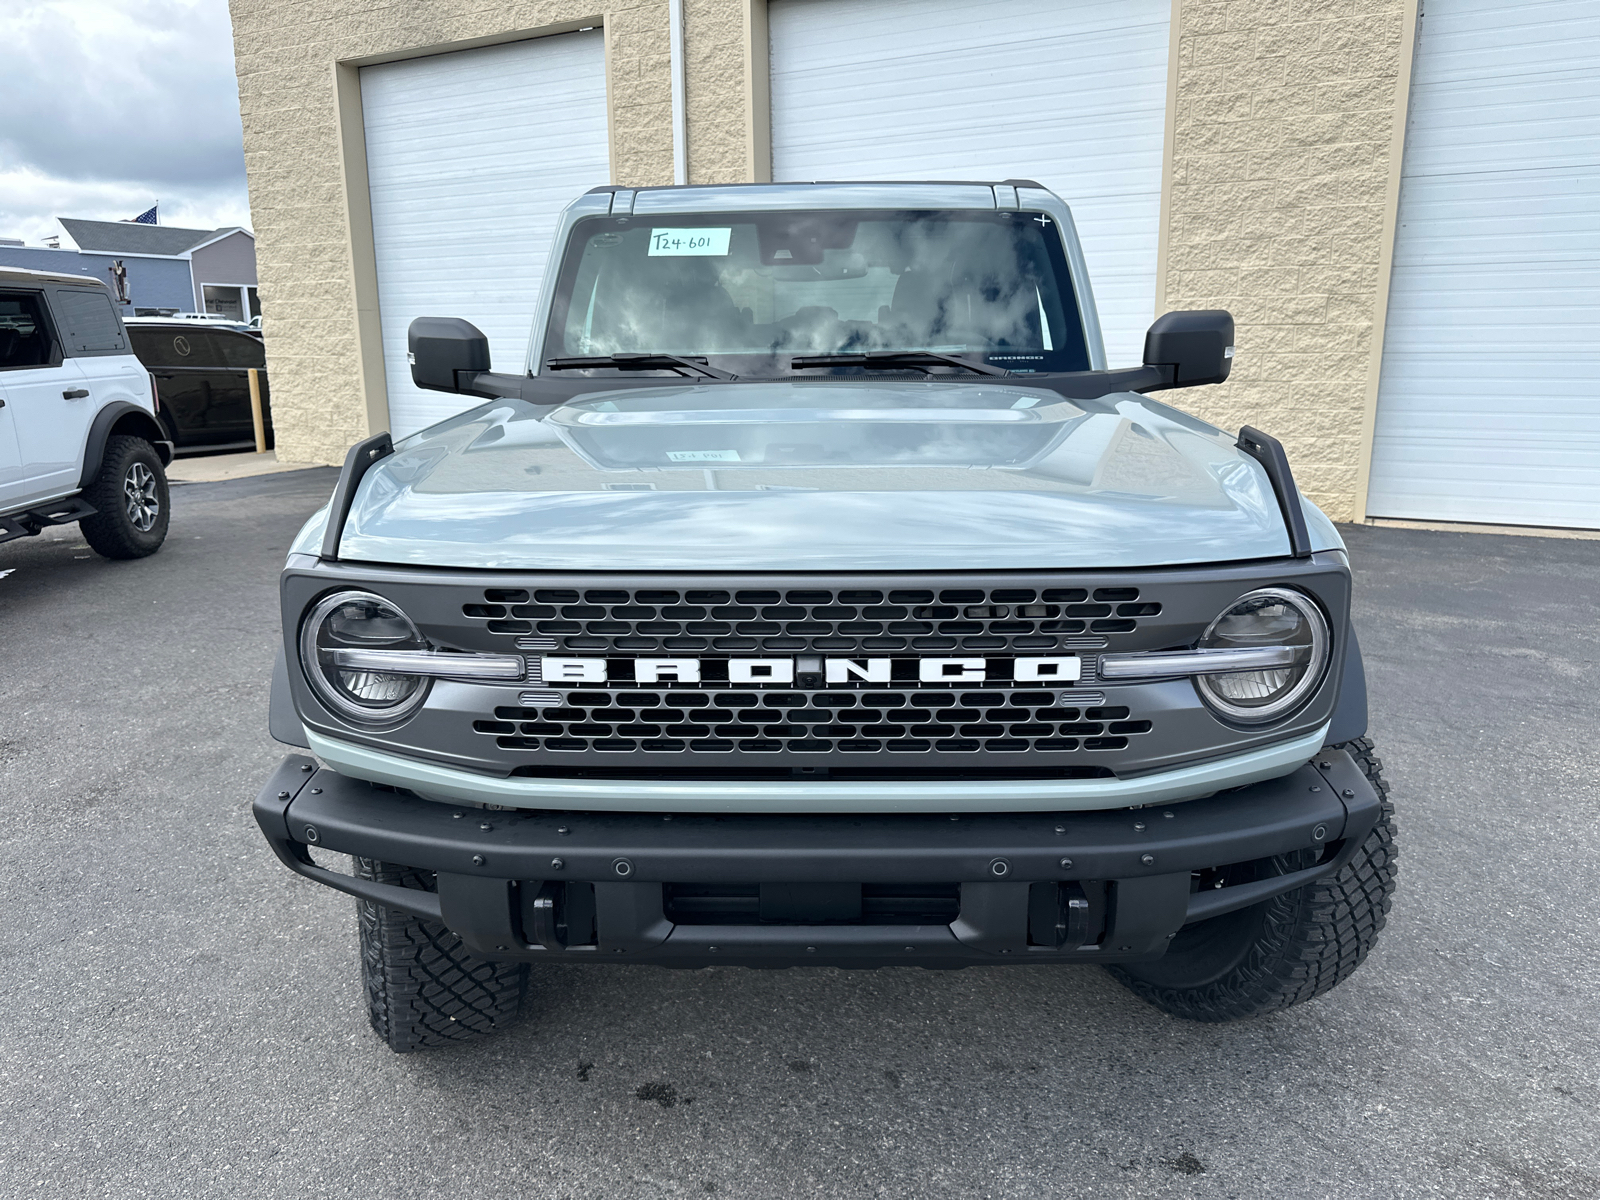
460, 585, 1160, 654
284, 558, 1352, 781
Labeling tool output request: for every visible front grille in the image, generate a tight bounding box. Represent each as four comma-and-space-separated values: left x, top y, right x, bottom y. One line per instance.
460, 584, 1160, 654
289, 560, 1350, 781
476, 690, 1152, 756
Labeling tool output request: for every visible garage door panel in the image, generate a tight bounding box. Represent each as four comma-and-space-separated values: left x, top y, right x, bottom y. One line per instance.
1392, 184, 1600, 265
361, 32, 608, 439
1402, 105, 1600, 178
772, 0, 1164, 68
770, 0, 1169, 368
1406, 1, 1600, 75
1368, 0, 1600, 528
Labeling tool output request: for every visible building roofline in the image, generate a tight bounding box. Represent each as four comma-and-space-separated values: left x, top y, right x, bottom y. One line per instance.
70, 248, 190, 262
184, 227, 256, 254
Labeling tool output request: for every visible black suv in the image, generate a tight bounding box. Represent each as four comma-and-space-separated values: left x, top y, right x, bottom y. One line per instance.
125, 320, 274, 452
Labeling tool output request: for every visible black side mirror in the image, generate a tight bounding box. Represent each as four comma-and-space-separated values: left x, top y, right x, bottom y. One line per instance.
1142, 310, 1234, 388
408, 317, 490, 393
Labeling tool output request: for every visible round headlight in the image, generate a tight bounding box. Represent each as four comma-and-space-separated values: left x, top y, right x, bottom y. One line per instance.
299, 590, 429, 723
1193, 587, 1330, 723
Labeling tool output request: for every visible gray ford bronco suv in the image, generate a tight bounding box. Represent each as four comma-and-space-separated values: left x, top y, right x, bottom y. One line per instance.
256, 181, 1396, 1052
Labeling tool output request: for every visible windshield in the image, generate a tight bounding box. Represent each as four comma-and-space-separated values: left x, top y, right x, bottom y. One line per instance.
542, 210, 1091, 376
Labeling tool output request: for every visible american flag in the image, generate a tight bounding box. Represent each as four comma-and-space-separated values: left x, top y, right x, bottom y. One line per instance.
131, 205, 158, 225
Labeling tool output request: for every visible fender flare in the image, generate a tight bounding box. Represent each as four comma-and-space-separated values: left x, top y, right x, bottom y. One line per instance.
1324, 623, 1369, 746
269, 645, 311, 748
78, 401, 173, 489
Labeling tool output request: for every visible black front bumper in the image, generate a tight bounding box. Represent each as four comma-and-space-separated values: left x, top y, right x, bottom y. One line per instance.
254, 750, 1381, 969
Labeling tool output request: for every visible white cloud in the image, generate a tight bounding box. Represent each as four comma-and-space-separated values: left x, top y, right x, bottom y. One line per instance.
0, 0, 250, 243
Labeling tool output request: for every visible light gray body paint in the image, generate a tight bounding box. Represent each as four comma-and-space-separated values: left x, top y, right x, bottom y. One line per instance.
306, 724, 1332, 814
290, 381, 1341, 571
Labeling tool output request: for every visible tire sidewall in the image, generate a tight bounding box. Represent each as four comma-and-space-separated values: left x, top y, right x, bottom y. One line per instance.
80, 435, 170, 559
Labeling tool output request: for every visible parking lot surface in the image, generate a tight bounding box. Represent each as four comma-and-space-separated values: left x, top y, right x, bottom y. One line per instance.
1, 470, 1596, 1199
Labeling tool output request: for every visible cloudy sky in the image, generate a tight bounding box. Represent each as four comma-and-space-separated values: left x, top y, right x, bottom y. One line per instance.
0, 0, 250, 245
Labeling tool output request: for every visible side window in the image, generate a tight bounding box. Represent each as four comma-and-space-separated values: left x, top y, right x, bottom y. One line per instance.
213, 329, 266, 369
51, 287, 127, 353
128, 327, 181, 368
0, 291, 55, 369
177, 330, 223, 364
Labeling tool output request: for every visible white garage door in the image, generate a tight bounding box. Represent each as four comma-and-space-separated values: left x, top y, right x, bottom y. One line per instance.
1367, 0, 1600, 529
769, 0, 1170, 368
361, 32, 609, 439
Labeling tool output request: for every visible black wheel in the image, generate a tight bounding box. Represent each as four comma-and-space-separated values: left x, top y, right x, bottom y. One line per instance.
78, 435, 170, 559
355, 858, 528, 1053
1107, 737, 1398, 1022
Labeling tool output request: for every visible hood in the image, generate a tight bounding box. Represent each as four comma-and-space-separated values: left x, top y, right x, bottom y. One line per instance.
299, 381, 1341, 570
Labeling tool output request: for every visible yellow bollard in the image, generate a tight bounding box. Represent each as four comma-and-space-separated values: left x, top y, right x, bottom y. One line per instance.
248, 367, 267, 454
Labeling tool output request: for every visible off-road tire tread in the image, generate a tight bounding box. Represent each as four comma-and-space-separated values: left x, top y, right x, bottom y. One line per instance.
79, 434, 169, 559
355, 858, 528, 1053
1108, 737, 1397, 1022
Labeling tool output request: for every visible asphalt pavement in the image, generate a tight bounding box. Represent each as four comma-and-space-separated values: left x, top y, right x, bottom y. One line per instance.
1, 469, 1596, 1199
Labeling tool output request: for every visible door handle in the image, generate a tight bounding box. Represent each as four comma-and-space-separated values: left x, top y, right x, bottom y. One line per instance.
62, 389, 90, 399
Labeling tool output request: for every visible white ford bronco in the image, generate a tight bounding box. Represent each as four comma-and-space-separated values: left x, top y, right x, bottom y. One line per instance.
256, 181, 1396, 1052
0, 267, 173, 559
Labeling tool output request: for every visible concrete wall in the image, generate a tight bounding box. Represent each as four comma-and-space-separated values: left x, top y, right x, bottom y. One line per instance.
0, 246, 198, 313
230, 0, 1417, 515
1156, 0, 1416, 521
683, 0, 762, 184
229, 0, 702, 467
189, 231, 260, 312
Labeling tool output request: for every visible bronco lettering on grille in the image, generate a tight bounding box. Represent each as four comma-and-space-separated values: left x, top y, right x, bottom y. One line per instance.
538, 655, 1082, 685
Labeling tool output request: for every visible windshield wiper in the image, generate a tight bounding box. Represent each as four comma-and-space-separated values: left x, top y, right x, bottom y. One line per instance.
788, 351, 1010, 377
544, 353, 736, 381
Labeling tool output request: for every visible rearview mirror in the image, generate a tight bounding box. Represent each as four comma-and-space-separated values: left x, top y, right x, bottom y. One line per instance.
1142, 310, 1234, 389
408, 317, 490, 393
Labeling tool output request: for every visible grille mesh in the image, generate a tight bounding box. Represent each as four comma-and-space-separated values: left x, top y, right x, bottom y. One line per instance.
475, 691, 1151, 756
460, 585, 1159, 654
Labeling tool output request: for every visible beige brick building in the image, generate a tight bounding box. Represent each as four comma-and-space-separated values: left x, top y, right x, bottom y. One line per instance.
228, 0, 1599, 531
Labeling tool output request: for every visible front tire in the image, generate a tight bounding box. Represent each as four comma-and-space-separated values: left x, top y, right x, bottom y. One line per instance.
79, 435, 170, 559
1107, 737, 1398, 1022
355, 859, 528, 1053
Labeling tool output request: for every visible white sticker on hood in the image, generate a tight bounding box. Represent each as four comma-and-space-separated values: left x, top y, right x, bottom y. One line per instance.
667, 449, 741, 462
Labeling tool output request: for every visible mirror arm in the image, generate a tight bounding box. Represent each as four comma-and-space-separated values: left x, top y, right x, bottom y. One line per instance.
454, 370, 532, 401
1126, 363, 1178, 393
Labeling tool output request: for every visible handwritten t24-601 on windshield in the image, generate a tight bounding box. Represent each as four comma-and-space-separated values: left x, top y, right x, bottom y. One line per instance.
647, 227, 732, 256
